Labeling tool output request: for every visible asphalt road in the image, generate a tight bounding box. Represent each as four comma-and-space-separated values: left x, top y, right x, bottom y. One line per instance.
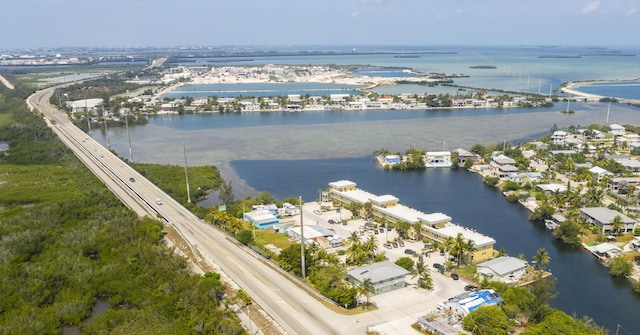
28, 87, 468, 335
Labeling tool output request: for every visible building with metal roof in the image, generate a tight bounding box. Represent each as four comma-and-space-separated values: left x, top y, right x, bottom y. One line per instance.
476, 256, 527, 283
579, 207, 637, 234
347, 261, 411, 295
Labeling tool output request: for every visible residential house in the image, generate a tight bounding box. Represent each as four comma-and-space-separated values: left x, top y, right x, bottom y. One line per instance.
425, 151, 452, 167
618, 159, 640, 172
347, 262, 411, 295
579, 207, 637, 234
589, 166, 614, 181
550, 131, 567, 145
476, 257, 528, 283
490, 154, 518, 178
243, 210, 279, 230
453, 148, 476, 165
608, 177, 640, 193
609, 124, 626, 135
444, 289, 504, 316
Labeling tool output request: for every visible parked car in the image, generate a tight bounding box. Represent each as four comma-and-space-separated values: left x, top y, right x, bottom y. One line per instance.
432, 263, 443, 270
384, 243, 392, 249
129, 177, 135, 182
404, 249, 416, 255
313, 209, 322, 215
392, 242, 399, 248
387, 227, 392, 231
464, 285, 477, 291
399, 241, 405, 247
374, 229, 379, 235
451, 273, 459, 280
379, 228, 385, 233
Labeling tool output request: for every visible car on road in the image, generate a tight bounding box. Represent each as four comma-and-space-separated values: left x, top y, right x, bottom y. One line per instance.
313, 209, 322, 215
433, 263, 443, 270
451, 273, 459, 280
383, 243, 392, 249
404, 249, 416, 255
398, 240, 405, 247
392, 242, 399, 248
464, 285, 477, 291
379, 228, 384, 233
156, 198, 163, 205
129, 177, 135, 182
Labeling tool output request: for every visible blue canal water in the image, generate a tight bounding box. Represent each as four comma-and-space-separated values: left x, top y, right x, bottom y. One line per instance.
231, 158, 640, 332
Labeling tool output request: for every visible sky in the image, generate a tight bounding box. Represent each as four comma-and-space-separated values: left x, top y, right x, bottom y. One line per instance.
3, 0, 640, 49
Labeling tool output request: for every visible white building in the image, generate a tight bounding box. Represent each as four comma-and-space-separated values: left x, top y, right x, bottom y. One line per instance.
477, 256, 527, 283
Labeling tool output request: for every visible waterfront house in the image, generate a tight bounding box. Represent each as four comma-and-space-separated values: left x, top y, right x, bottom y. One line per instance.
490, 154, 518, 177
579, 207, 637, 234
551, 131, 568, 145
384, 155, 401, 165
609, 124, 626, 135
476, 256, 527, 283
425, 151, 452, 167
444, 289, 503, 316
592, 243, 623, 258
347, 262, 411, 295
453, 148, 476, 165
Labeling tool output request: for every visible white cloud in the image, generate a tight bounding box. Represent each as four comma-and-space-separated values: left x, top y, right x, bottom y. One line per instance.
351, 10, 360, 18
625, 7, 638, 16
580, 0, 600, 14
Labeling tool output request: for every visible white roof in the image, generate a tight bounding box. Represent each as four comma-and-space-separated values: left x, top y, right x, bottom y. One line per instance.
428, 223, 496, 248
329, 180, 357, 188
477, 256, 527, 276
537, 184, 567, 193
589, 166, 612, 175
347, 261, 410, 284
419, 213, 452, 225
593, 243, 622, 254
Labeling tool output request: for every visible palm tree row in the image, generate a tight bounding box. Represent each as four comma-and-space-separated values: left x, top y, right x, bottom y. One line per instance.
346, 232, 379, 266
450, 233, 477, 268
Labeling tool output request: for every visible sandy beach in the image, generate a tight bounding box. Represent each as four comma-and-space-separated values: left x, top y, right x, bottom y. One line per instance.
560, 80, 640, 105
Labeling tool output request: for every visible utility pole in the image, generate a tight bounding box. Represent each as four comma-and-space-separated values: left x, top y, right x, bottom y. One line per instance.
183, 143, 191, 203
125, 115, 133, 162
85, 100, 92, 137
104, 117, 110, 150
299, 196, 306, 278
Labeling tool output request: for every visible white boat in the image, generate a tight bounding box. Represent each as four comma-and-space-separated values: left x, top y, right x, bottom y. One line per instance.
544, 220, 559, 230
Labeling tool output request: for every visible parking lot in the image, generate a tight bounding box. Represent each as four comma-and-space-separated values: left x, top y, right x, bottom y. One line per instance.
298, 201, 472, 334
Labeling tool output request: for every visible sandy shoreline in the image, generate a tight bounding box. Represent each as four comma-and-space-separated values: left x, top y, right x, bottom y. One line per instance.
560, 79, 640, 105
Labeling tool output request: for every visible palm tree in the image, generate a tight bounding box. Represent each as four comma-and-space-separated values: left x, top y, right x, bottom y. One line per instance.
364, 235, 378, 261
412, 222, 423, 241
453, 233, 466, 267
533, 248, 551, 270
610, 215, 625, 236
348, 231, 361, 245
357, 278, 375, 308
462, 239, 476, 266
412, 260, 432, 289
